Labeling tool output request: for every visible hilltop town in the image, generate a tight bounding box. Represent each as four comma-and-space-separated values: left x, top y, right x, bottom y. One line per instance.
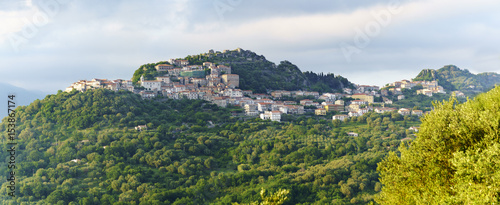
65, 49, 467, 124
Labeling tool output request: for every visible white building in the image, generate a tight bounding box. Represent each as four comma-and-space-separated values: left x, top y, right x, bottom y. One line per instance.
279, 106, 289, 114
398, 108, 411, 115
351, 100, 368, 105
223, 89, 243, 98
140, 76, 162, 91
156, 76, 171, 84
155, 64, 174, 72
333, 115, 349, 121
260, 111, 281, 122
347, 132, 359, 137
258, 103, 272, 112
335, 100, 345, 105
348, 111, 360, 117
244, 104, 259, 116
375, 107, 396, 114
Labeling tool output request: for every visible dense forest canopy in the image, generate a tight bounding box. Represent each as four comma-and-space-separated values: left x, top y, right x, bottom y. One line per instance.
0, 89, 421, 204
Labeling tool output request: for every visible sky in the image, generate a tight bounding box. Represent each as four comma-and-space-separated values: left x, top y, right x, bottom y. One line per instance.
1, 0, 500, 94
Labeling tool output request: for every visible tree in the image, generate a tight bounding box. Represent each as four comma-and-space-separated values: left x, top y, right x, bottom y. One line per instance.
204, 157, 215, 169
233, 188, 290, 205
377, 86, 500, 204
332, 119, 341, 128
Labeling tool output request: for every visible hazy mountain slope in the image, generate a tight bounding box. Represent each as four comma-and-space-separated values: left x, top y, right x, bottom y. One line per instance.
413, 65, 500, 93
0, 82, 48, 118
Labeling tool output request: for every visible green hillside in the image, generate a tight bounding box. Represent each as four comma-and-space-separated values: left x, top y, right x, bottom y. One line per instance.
0, 89, 421, 204
413, 65, 500, 93
133, 48, 353, 93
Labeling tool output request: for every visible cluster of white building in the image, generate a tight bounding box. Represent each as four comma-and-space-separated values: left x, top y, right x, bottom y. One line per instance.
65, 59, 243, 103
65, 74, 391, 123
333, 107, 424, 122
328, 83, 428, 122
384, 79, 446, 97
65, 79, 135, 93
138, 60, 240, 100
250, 91, 379, 122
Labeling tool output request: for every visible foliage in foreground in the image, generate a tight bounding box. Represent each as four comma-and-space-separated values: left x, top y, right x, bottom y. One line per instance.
377, 86, 500, 204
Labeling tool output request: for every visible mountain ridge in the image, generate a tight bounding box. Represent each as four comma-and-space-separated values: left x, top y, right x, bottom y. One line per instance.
0, 82, 48, 118
413, 65, 500, 93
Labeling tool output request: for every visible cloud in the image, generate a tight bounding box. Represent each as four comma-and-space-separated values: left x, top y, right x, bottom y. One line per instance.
0, 0, 499, 92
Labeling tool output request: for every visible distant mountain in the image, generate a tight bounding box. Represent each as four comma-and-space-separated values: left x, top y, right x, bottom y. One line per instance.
413, 65, 500, 93
0, 83, 47, 118
133, 48, 353, 93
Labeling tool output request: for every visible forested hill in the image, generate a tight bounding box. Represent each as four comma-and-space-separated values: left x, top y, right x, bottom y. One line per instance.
413, 65, 500, 93
0, 88, 421, 204
132, 48, 353, 93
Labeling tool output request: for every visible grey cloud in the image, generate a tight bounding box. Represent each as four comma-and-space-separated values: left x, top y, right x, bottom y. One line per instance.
1, 0, 500, 92
0, 0, 31, 11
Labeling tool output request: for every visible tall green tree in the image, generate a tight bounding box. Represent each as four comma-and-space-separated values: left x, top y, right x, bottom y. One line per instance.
377, 86, 500, 204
